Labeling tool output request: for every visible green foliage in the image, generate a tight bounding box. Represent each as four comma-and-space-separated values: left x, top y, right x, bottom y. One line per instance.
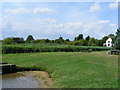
59, 36, 64, 40
32, 39, 49, 43
114, 28, 120, 49
108, 34, 116, 44
85, 36, 90, 41
73, 40, 88, 46
2, 33, 115, 46
2, 37, 24, 44
101, 36, 108, 43
65, 39, 70, 41
74, 37, 77, 41
2, 38, 15, 44
50, 40, 55, 43
96, 40, 103, 46
112, 37, 116, 44
108, 34, 115, 37
2, 33, 116, 47
89, 37, 97, 46
12, 37, 24, 43
76, 34, 83, 40
2, 43, 111, 54
55, 36, 64, 44
45, 39, 50, 43
31, 39, 41, 43
26, 35, 34, 42
114, 37, 120, 49
116, 28, 120, 37
67, 41, 74, 45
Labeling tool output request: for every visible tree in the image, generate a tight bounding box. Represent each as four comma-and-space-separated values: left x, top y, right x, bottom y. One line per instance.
37, 39, 46, 43
76, 34, 83, 40
12, 37, 24, 43
85, 36, 90, 41
101, 36, 108, 43
55, 36, 64, 44
59, 36, 64, 40
97, 40, 103, 46
26, 35, 34, 42
73, 41, 80, 45
107, 34, 115, 43
2, 37, 24, 44
108, 34, 115, 37
116, 28, 120, 37
114, 37, 120, 49
65, 39, 70, 41
73, 40, 88, 46
45, 39, 50, 43
74, 37, 77, 41
50, 40, 55, 43
114, 28, 120, 49
79, 39, 88, 46
2, 38, 14, 44
89, 37, 97, 46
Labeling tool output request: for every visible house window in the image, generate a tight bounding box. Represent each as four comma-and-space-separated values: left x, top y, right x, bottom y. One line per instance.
108, 41, 110, 43
108, 44, 110, 46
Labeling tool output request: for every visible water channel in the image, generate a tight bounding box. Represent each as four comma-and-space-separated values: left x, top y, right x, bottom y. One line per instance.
1, 73, 40, 88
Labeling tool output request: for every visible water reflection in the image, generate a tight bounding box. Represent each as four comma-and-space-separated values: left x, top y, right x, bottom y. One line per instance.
2, 73, 40, 88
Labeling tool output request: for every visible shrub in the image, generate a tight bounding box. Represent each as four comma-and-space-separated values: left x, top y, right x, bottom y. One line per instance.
2, 44, 111, 54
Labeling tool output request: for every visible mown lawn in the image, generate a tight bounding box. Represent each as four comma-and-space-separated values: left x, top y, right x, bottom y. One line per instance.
2, 52, 118, 88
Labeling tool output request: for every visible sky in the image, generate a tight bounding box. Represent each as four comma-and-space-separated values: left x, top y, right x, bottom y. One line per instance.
1, 1, 119, 40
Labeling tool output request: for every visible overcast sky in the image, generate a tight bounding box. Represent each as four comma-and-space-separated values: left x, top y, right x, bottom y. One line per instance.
1, 1, 118, 40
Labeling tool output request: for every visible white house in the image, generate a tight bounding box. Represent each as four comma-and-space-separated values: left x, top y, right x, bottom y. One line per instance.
103, 37, 114, 47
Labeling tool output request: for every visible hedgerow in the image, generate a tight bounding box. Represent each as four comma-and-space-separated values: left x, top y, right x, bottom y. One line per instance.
2, 43, 112, 54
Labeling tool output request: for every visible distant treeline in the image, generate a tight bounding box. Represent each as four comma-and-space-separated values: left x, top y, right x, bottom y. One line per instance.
1, 28, 120, 54
2, 33, 116, 46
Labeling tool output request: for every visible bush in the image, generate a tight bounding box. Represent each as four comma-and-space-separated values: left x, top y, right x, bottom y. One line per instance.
114, 37, 120, 50
2, 44, 111, 54
2, 38, 15, 44
72, 40, 88, 46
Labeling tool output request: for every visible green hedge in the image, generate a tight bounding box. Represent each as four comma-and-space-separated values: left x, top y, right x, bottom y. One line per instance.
2, 44, 112, 54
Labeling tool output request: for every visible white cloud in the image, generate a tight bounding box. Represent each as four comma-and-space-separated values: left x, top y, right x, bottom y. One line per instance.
33, 8, 53, 14
108, 0, 120, 9
44, 18, 58, 23
89, 3, 101, 12
4, 7, 53, 14
109, 2, 118, 9
2, 18, 117, 40
98, 20, 109, 23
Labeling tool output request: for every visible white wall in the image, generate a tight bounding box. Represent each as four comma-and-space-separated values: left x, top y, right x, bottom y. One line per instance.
106, 38, 112, 47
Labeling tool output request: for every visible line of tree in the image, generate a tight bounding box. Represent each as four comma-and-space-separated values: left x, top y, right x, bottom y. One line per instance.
2, 29, 119, 47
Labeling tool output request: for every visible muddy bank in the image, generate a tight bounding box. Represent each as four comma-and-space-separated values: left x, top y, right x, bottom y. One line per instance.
18, 71, 53, 88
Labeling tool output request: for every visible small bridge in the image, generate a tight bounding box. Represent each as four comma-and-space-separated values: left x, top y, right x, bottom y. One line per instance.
0, 63, 16, 74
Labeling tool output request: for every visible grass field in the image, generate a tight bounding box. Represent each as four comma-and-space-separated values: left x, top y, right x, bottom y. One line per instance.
2, 51, 118, 88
